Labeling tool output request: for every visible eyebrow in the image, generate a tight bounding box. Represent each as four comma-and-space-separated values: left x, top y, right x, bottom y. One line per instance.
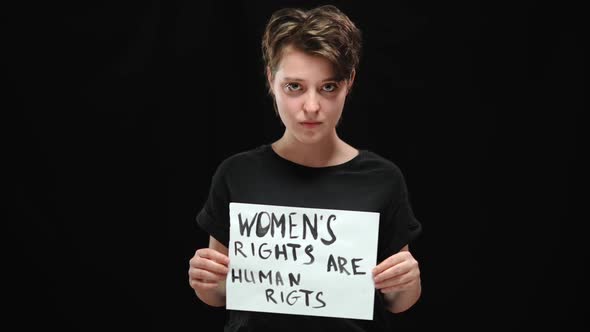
282, 77, 339, 82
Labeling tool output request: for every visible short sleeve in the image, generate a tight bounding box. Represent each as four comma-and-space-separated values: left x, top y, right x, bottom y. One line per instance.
377, 169, 422, 262
195, 161, 231, 247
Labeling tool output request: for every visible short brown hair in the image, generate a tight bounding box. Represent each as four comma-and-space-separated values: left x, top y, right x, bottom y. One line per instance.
262, 5, 362, 89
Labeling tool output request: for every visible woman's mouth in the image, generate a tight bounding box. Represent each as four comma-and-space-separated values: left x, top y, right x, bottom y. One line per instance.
301, 122, 322, 128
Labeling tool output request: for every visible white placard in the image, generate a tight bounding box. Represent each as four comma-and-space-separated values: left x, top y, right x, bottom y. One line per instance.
226, 202, 379, 320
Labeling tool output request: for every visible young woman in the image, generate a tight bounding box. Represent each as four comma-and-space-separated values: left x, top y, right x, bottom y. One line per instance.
189, 5, 422, 331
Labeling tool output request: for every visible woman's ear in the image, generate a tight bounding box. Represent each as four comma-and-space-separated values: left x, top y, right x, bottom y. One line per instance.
347, 69, 356, 93
266, 66, 274, 95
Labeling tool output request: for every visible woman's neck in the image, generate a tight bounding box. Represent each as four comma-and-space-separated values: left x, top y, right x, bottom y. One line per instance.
271, 132, 357, 168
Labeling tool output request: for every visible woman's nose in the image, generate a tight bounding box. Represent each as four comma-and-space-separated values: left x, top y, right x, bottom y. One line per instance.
303, 92, 320, 112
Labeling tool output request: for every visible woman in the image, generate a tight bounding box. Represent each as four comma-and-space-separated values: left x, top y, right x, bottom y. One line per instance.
189, 4, 422, 331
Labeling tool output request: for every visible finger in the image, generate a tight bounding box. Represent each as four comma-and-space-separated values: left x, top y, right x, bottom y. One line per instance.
379, 279, 416, 294
374, 261, 409, 283
190, 279, 221, 291
374, 273, 410, 289
196, 248, 230, 266
192, 256, 230, 275
189, 268, 227, 282
372, 252, 407, 275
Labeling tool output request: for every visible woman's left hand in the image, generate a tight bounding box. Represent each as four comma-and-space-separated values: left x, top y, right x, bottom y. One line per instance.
372, 246, 420, 294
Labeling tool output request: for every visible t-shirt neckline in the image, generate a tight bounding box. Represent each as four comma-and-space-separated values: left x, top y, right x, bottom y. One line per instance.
263, 143, 363, 171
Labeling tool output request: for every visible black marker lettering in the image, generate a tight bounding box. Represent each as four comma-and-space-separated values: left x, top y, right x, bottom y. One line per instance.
352, 258, 366, 275
271, 212, 286, 237
275, 272, 284, 286
288, 212, 298, 239
259, 270, 272, 285
338, 256, 351, 275
259, 242, 272, 259
299, 289, 313, 306
238, 212, 257, 236
275, 244, 288, 260
302, 213, 318, 240
288, 273, 301, 287
326, 254, 351, 274
313, 291, 327, 308
304, 245, 315, 265
265, 289, 277, 304
256, 211, 271, 237
327, 254, 337, 272
234, 241, 246, 258
244, 269, 255, 283
286, 290, 300, 305
231, 268, 242, 283
321, 214, 337, 245
286, 243, 301, 261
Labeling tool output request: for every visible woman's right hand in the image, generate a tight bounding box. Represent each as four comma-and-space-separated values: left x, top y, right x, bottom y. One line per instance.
188, 248, 230, 294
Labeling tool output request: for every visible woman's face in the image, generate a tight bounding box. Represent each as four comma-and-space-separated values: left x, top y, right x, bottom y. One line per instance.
268, 45, 353, 145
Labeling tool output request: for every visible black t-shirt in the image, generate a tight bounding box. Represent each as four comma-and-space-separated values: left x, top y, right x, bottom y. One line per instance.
196, 144, 422, 332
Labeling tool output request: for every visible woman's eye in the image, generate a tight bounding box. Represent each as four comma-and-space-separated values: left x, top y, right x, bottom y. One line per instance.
322, 83, 337, 92
285, 83, 301, 91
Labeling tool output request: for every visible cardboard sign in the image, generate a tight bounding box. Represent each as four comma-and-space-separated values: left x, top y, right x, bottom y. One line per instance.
226, 202, 379, 320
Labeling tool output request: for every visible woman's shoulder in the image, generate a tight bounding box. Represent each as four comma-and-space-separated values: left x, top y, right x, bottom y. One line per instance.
355, 149, 411, 193
214, 144, 270, 173
358, 148, 404, 175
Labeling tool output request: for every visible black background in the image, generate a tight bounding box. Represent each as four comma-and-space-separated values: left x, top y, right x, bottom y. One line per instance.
11, 0, 585, 331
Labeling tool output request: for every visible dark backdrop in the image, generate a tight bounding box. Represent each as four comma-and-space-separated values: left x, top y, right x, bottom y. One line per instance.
11, 1, 584, 331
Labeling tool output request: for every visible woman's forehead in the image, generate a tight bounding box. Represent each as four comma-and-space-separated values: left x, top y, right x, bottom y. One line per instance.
275, 48, 336, 81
